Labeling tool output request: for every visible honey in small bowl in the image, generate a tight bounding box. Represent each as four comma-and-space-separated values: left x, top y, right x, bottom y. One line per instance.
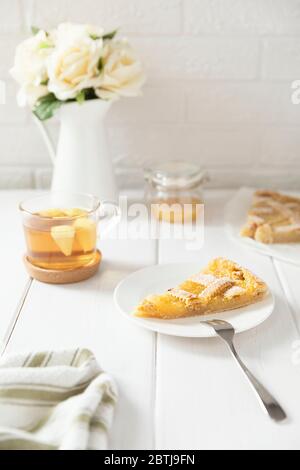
151, 197, 203, 224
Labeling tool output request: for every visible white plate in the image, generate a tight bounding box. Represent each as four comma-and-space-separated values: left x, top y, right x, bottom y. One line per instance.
225, 187, 300, 266
114, 262, 274, 338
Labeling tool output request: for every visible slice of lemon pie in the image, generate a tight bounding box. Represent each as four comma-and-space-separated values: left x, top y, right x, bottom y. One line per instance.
134, 258, 268, 320
241, 190, 300, 244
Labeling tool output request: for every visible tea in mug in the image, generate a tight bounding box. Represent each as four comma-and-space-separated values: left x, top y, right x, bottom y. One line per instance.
23, 208, 97, 270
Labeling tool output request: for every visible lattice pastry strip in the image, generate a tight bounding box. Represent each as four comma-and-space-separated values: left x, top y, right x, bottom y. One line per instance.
167, 288, 197, 304
275, 224, 300, 233
224, 286, 246, 299
199, 278, 233, 300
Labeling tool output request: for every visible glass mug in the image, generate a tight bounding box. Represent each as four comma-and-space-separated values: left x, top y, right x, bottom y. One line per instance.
20, 192, 120, 270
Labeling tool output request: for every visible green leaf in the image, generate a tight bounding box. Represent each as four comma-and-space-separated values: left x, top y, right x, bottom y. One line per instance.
39, 41, 53, 49
82, 88, 97, 101
89, 33, 101, 40
76, 90, 85, 104
90, 30, 118, 41
102, 29, 117, 40
40, 78, 49, 86
97, 57, 104, 73
31, 26, 40, 35
33, 93, 62, 121
76, 88, 97, 103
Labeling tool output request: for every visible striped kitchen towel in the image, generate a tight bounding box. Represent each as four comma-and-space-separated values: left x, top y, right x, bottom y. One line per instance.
0, 348, 117, 450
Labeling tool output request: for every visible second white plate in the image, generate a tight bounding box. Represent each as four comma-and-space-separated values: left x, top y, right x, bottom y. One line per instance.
114, 262, 274, 338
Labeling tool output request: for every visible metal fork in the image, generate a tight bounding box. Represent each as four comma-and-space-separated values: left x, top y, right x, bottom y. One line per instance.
202, 319, 287, 422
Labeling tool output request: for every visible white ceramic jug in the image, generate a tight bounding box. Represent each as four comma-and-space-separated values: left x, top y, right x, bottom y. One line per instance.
34, 99, 117, 201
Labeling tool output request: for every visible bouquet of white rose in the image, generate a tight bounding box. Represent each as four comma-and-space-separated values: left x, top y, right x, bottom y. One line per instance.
10, 23, 145, 120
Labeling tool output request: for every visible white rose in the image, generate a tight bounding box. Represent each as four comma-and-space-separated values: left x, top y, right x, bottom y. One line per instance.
10, 30, 52, 107
47, 23, 104, 101
17, 84, 49, 108
96, 40, 145, 100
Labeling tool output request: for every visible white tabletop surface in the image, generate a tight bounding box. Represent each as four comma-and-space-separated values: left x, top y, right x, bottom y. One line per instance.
1, 189, 300, 450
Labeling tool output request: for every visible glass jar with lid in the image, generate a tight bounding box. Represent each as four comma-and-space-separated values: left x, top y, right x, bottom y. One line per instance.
144, 161, 209, 224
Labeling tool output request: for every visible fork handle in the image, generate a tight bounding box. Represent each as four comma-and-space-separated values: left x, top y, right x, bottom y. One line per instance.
226, 342, 286, 422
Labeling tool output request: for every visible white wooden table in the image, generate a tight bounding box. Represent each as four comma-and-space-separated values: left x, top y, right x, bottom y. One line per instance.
1, 190, 300, 450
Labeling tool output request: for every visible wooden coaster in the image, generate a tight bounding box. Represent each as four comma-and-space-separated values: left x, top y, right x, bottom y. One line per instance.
23, 250, 102, 284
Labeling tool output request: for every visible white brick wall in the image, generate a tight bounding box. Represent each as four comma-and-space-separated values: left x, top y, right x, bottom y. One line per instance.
184, 0, 300, 35
0, 0, 300, 190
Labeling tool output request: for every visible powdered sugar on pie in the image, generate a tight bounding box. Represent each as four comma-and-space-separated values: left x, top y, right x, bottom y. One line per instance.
224, 286, 246, 299
188, 273, 217, 286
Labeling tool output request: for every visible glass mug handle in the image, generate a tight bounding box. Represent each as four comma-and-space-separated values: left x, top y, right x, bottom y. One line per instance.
97, 200, 121, 239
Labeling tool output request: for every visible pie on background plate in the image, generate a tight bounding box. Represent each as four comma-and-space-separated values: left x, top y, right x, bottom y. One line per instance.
225, 187, 300, 266
240, 190, 300, 244
134, 258, 268, 320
